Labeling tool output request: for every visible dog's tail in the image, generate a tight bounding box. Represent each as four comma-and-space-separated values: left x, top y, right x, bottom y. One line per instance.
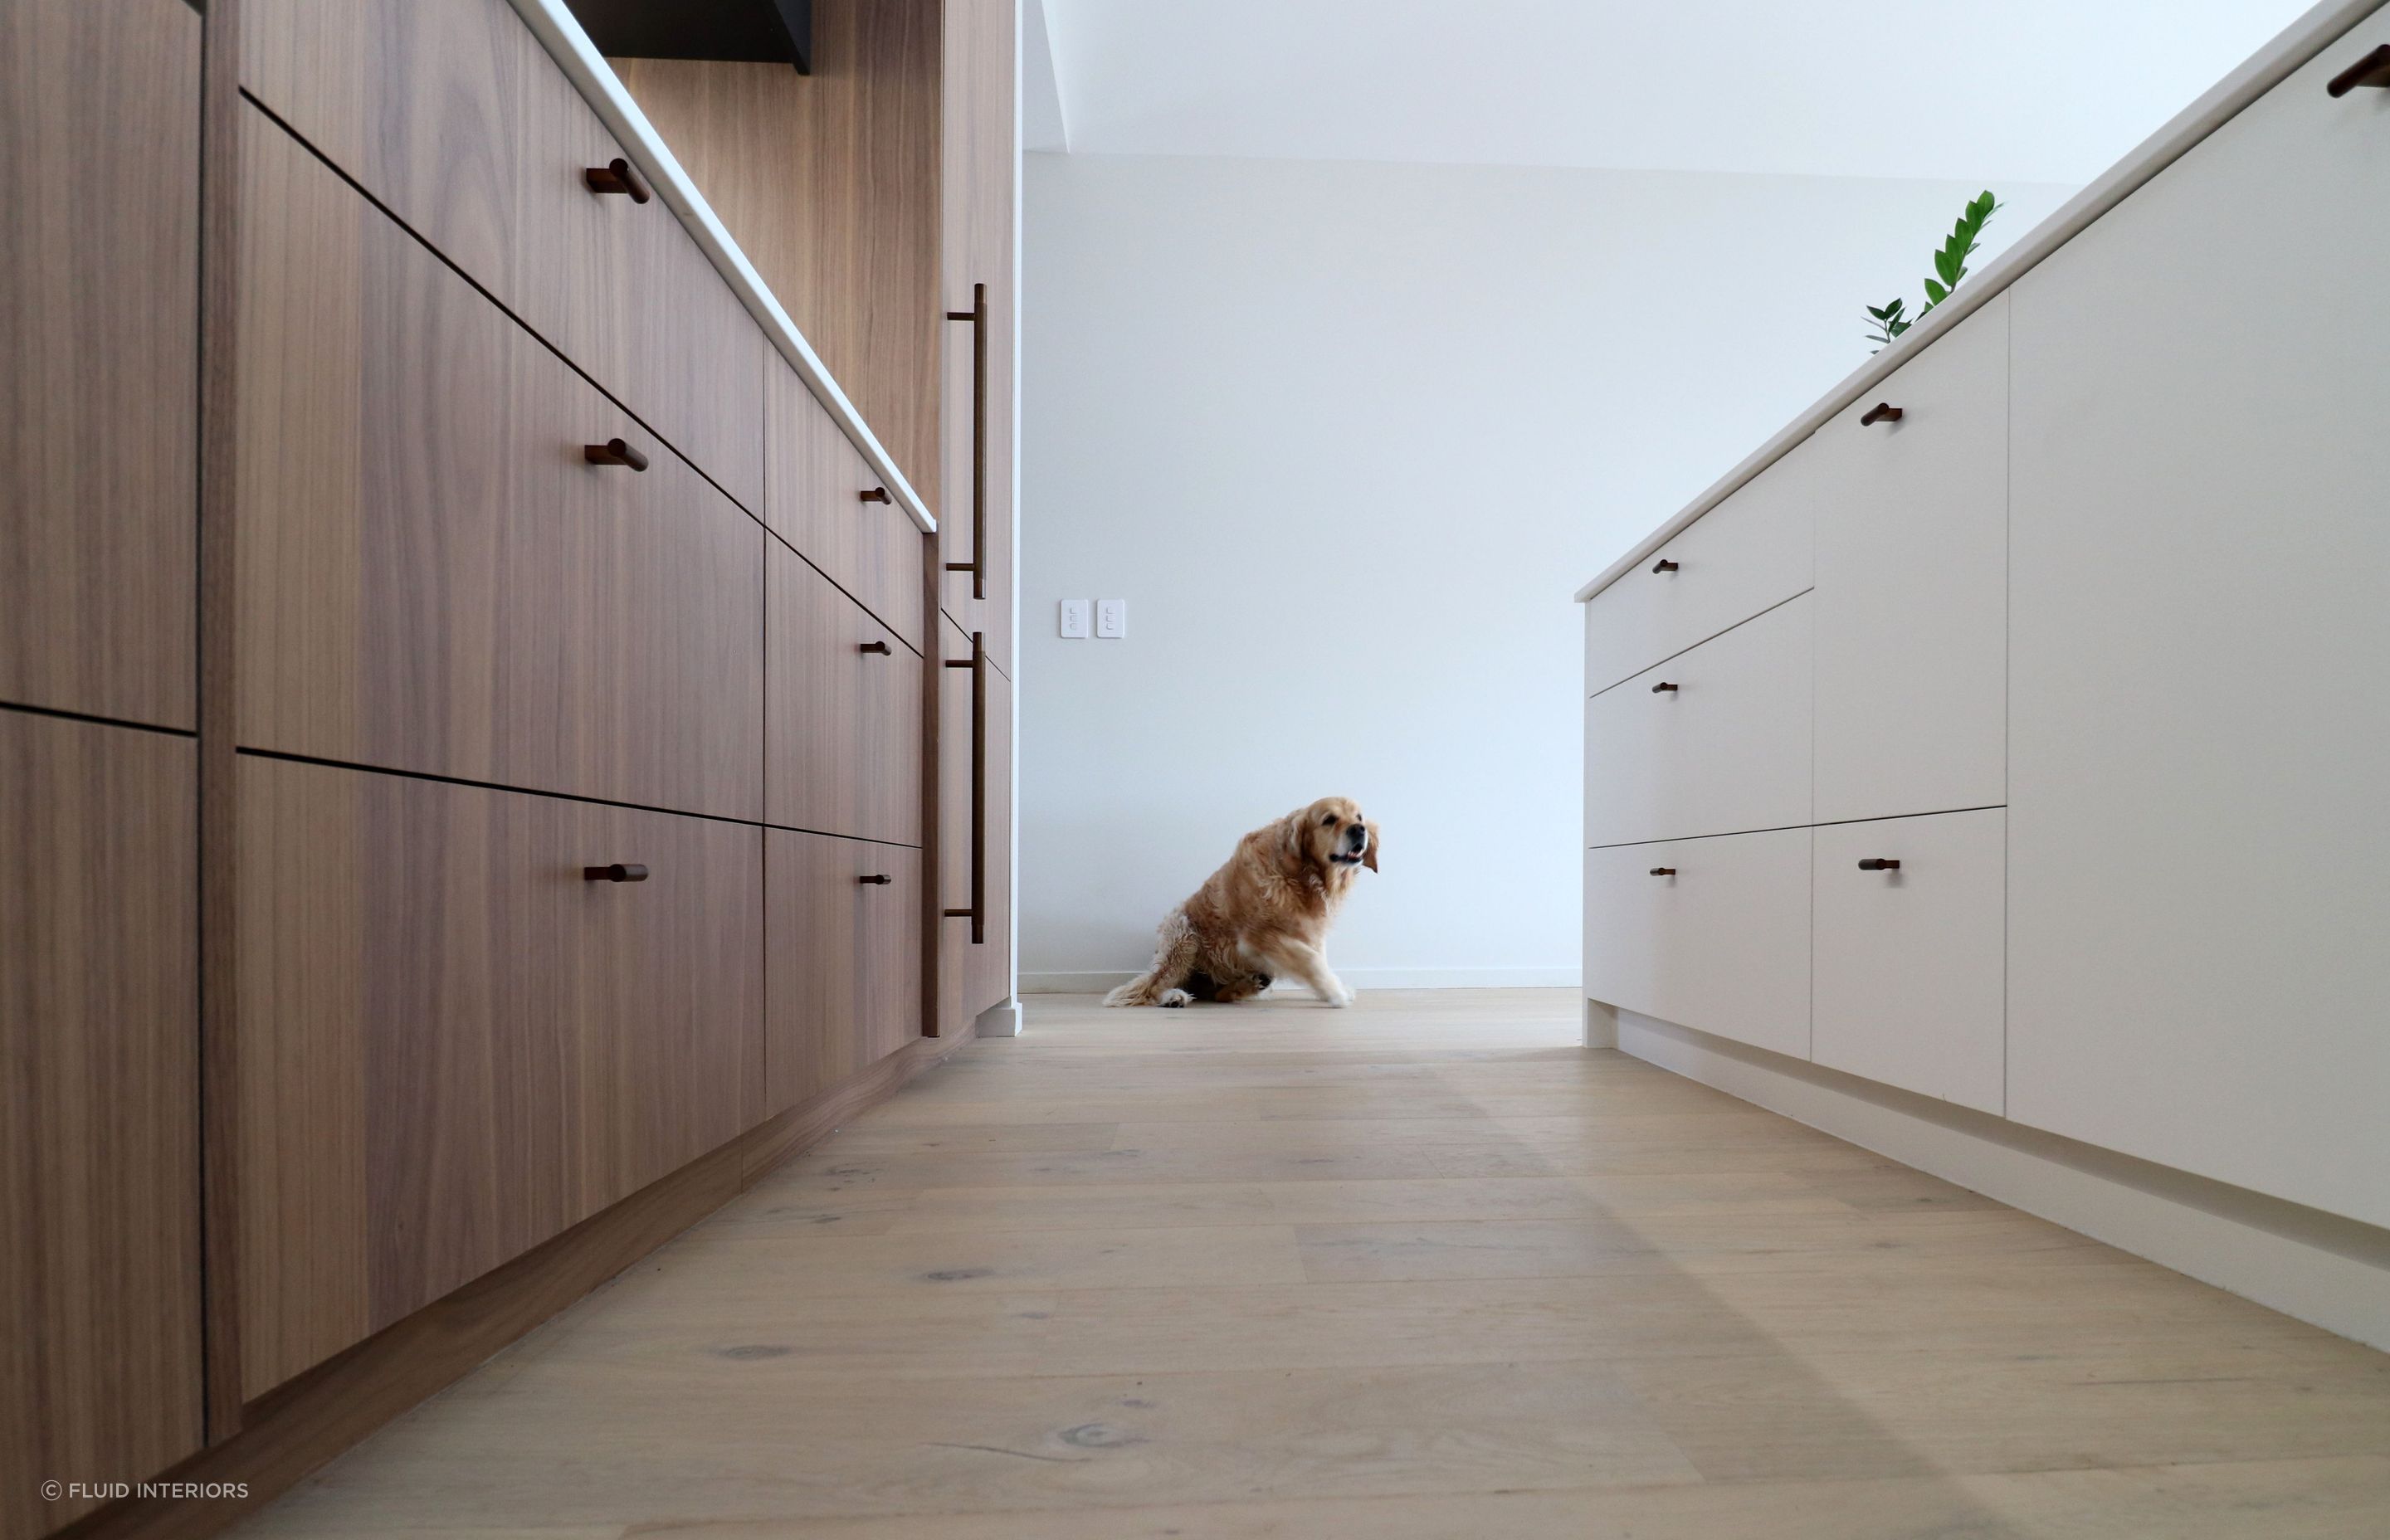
1105, 914, 1198, 1007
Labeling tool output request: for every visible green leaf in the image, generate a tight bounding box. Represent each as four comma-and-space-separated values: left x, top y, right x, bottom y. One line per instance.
1924, 278, 1949, 305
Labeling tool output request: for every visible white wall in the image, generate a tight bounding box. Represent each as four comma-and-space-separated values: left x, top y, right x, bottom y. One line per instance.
1019, 151, 2072, 992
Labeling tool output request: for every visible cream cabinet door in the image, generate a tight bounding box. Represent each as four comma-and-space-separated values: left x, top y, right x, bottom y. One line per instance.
1812, 810, 2005, 1115
2007, 14, 2390, 1229
1811, 294, 2008, 826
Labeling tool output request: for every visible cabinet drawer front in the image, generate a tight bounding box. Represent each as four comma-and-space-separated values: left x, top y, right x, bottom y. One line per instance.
242, 0, 765, 509
1583, 827, 1810, 1059
2007, 9, 2390, 1230
237, 112, 763, 821
766, 830, 922, 1115
1812, 810, 2005, 1114
1812, 295, 2008, 824
768, 542, 924, 845
1583, 435, 1817, 696
767, 358, 928, 646
236, 758, 762, 1398
1585, 595, 1811, 847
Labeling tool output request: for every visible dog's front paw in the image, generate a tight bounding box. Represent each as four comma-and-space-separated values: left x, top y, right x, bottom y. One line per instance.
1158, 987, 1193, 1008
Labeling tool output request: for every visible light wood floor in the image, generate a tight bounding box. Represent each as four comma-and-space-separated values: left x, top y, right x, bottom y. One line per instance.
238, 990, 2390, 1538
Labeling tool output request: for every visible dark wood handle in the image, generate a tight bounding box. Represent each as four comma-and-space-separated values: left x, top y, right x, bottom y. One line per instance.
1651, 558, 1680, 574
583, 158, 651, 204
1649, 867, 1677, 877
1651, 681, 1678, 694
583, 863, 649, 883
857, 873, 893, 885
942, 282, 988, 601
942, 631, 988, 943
583, 438, 649, 471
1860, 402, 1905, 426
1857, 858, 1902, 872
2328, 43, 2390, 96
859, 640, 892, 655
859, 487, 892, 504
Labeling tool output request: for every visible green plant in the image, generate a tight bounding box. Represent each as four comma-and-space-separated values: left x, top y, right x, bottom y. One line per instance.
1864, 189, 2002, 352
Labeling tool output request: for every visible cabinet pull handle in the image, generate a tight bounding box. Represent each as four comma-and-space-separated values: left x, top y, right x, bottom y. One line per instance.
2327, 43, 2390, 96
1857, 858, 1902, 872
859, 640, 892, 655
583, 437, 650, 471
1649, 867, 1677, 877
1651, 558, 1680, 574
943, 631, 988, 944
583, 863, 649, 883
858, 873, 894, 885
583, 158, 651, 204
1651, 680, 1679, 694
1860, 402, 1905, 426
943, 281, 988, 601
859, 486, 892, 504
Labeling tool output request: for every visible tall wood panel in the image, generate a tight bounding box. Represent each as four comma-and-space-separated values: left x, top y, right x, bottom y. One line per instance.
939, 0, 1018, 675
0, 0, 200, 729
0, 712, 200, 1540
938, 616, 1012, 1036
236, 756, 762, 1399
612, 0, 944, 513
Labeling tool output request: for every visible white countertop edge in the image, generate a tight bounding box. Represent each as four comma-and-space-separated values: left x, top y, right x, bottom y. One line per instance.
507, 0, 938, 536
1573, 0, 2381, 604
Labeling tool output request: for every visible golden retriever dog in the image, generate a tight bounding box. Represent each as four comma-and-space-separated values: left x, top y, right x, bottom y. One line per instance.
1105, 797, 1378, 1009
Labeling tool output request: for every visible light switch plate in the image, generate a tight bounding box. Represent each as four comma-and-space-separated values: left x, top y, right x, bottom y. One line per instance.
1058, 598, 1090, 638
1097, 599, 1127, 639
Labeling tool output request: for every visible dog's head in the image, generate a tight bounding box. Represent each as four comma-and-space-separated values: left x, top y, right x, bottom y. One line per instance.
1287, 797, 1379, 875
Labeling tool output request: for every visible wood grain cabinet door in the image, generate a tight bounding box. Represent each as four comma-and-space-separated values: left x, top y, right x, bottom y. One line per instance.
2006, 11, 2390, 1230
768, 541, 924, 845
237, 109, 763, 822
938, 621, 1012, 1035
1810, 294, 2008, 826
766, 831, 922, 1115
237, 758, 762, 1400
766, 358, 929, 646
0, 712, 199, 1540
0, 0, 198, 729
939, 0, 1018, 675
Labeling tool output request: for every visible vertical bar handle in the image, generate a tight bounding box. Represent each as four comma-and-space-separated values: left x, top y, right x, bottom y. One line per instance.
942, 631, 988, 944
943, 283, 988, 601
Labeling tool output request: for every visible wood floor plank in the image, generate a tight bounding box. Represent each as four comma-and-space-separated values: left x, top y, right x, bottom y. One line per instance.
226, 990, 2390, 1538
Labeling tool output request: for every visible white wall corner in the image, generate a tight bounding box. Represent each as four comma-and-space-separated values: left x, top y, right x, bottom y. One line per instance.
1023, 0, 1069, 152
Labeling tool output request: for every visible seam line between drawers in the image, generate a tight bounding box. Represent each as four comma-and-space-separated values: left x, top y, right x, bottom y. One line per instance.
0, 699, 200, 741
1586, 587, 1815, 701
237, 89, 765, 531
234, 748, 924, 850
1588, 803, 2008, 850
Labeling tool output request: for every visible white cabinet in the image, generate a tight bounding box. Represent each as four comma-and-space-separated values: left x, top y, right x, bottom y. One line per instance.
1812, 811, 2006, 1115
1583, 828, 1811, 1060
1583, 595, 1810, 848
1582, 436, 1817, 696
1811, 295, 2008, 825
2005, 11, 2390, 1230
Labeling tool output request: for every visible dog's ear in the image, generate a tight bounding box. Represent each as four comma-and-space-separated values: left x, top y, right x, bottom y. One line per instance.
1280, 810, 1310, 870
1362, 820, 1381, 873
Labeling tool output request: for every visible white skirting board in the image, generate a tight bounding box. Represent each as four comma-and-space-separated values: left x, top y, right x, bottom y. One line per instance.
1022, 967, 1580, 994
1598, 1001, 2390, 1352
973, 997, 1023, 1038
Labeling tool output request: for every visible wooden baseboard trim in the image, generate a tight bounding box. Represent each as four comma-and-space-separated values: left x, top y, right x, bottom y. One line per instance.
1607, 1003, 2390, 1352
57, 1026, 978, 1540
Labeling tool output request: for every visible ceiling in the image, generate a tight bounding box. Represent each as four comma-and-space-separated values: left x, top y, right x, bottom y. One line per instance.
1025, 0, 2317, 186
